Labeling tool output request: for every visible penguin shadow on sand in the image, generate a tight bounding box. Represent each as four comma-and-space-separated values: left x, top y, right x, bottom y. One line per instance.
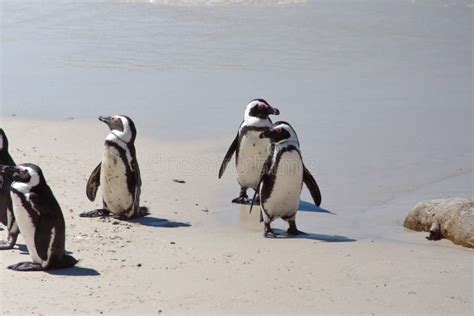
47, 266, 100, 277
12, 245, 100, 276
296, 201, 355, 242
249, 199, 355, 242
297, 200, 336, 215
269, 229, 356, 242
130, 213, 191, 229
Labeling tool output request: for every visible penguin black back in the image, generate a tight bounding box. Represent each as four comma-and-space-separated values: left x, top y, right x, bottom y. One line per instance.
1, 164, 78, 271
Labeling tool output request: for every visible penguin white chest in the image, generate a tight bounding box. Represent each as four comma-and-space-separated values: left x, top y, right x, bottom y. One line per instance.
237, 131, 270, 189
100, 146, 133, 214
262, 151, 303, 218
10, 192, 43, 264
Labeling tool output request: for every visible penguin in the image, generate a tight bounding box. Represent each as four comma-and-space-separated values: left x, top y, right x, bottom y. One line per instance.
218, 99, 280, 204
81, 115, 147, 220
249, 121, 322, 238
0, 164, 78, 271
0, 129, 20, 250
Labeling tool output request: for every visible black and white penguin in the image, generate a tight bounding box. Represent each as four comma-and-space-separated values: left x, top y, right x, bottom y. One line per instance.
0, 164, 78, 271
218, 99, 280, 203
0, 129, 20, 250
250, 121, 322, 238
81, 115, 147, 220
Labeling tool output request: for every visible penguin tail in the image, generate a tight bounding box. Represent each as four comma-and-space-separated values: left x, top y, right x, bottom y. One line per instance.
58, 255, 79, 269
138, 206, 149, 218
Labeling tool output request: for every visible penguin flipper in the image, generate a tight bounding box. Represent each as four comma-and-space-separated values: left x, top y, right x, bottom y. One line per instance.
86, 163, 101, 201
0, 211, 19, 250
303, 164, 322, 207
249, 188, 259, 214
249, 155, 272, 214
0, 176, 11, 226
218, 132, 239, 179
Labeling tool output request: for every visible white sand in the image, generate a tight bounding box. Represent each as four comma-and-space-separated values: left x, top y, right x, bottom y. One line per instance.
0, 118, 472, 315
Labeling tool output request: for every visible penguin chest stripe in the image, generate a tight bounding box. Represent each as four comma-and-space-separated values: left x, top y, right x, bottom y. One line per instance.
26, 194, 41, 216
44, 227, 56, 267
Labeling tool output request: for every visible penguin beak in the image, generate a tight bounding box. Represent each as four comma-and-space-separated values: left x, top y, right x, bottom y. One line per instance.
259, 130, 272, 139
99, 116, 115, 130
98, 116, 112, 124
99, 115, 124, 132
270, 107, 280, 116
0, 165, 17, 177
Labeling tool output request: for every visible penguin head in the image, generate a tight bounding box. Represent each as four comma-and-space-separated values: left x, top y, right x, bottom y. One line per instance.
99, 115, 137, 144
0, 129, 8, 152
0, 163, 43, 189
259, 121, 299, 145
244, 99, 280, 121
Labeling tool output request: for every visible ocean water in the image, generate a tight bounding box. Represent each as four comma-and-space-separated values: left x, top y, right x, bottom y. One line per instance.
1, 0, 472, 240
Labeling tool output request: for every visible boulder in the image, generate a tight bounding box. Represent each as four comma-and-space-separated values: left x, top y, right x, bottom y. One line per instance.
404, 198, 474, 248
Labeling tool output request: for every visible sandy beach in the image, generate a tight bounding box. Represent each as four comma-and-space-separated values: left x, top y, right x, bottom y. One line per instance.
0, 117, 472, 315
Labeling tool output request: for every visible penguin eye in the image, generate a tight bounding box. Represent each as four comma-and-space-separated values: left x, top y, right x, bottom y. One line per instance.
276, 128, 282, 133
16, 169, 28, 179
258, 104, 266, 110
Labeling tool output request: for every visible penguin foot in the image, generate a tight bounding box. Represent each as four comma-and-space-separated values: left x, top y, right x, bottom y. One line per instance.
287, 220, 305, 236
287, 228, 306, 236
232, 187, 249, 204
8, 261, 43, 272
264, 229, 278, 238
264, 223, 278, 238
0, 238, 15, 250
232, 196, 249, 204
79, 209, 111, 218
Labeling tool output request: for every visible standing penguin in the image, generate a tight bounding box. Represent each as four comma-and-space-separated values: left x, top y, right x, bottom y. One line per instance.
218, 99, 280, 203
0, 129, 20, 250
81, 115, 147, 220
250, 122, 322, 238
0, 164, 78, 271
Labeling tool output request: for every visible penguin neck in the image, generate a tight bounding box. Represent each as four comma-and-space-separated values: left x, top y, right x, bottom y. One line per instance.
12, 180, 39, 194
106, 132, 130, 147
244, 115, 271, 128
274, 140, 300, 153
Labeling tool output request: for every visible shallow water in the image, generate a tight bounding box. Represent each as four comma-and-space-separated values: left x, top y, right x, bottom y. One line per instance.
1, 0, 472, 241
